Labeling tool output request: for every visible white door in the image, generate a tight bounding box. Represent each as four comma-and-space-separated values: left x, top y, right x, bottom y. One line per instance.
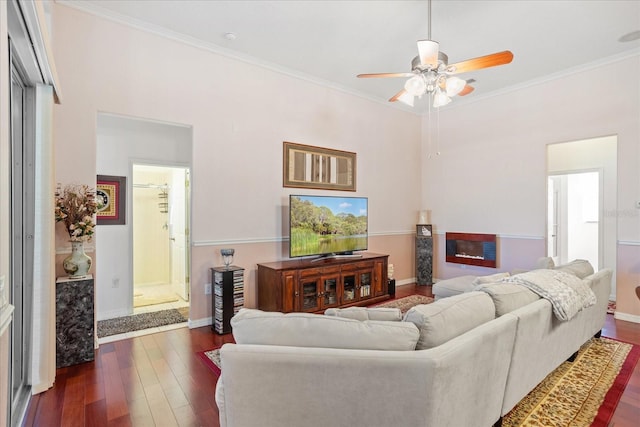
170, 168, 190, 301
547, 171, 601, 270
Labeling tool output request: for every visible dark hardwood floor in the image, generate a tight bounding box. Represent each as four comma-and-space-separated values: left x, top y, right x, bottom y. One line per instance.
24, 285, 640, 426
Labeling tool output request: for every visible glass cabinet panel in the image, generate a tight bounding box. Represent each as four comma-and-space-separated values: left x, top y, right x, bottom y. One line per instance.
301, 279, 319, 311
323, 276, 338, 306
360, 272, 372, 298
343, 274, 356, 302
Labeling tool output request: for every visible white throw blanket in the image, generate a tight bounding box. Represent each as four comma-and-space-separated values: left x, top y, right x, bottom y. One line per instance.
501, 269, 596, 321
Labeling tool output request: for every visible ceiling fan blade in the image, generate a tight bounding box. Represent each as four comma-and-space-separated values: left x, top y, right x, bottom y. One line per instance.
357, 72, 414, 78
458, 84, 475, 96
417, 40, 439, 68
447, 51, 514, 74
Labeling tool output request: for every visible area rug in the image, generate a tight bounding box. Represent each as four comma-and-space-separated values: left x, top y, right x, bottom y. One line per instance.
197, 347, 222, 376
199, 337, 639, 426
373, 294, 434, 314
503, 337, 639, 427
97, 308, 188, 337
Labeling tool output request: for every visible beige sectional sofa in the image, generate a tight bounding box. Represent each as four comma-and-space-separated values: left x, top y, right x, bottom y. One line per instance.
215, 260, 611, 427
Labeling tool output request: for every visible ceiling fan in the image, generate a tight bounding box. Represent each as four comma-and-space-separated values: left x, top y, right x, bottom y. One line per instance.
357, 0, 514, 108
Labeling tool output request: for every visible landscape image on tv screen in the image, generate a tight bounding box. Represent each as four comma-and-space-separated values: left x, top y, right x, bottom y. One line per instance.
290, 195, 368, 258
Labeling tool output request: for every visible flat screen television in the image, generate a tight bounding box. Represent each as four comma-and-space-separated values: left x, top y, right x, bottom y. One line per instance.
289, 195, 368, 259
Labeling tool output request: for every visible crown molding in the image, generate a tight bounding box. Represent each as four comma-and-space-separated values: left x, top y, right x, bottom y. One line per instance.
55, 0, 419, 116
55, 1, 639, 117
436, 48, 640, 114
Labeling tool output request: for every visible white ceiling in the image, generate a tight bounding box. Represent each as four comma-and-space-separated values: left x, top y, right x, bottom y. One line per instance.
60, 0, 640, 113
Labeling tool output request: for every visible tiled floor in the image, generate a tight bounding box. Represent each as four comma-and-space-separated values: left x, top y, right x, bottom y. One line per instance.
97, 282, 190, 345
133, 282, 189, 314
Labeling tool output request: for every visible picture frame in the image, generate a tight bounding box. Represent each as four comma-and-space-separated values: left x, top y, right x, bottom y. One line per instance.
96, 175, 126, 225
283, 141, 356, 191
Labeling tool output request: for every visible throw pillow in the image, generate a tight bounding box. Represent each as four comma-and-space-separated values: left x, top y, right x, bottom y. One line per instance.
231, 308, 420, 351
553, 259, 594, 279
403, 291, 495, 350
324, 307, 402, 321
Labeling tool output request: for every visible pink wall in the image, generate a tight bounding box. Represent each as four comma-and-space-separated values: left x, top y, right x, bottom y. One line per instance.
616, 244, 640, 320
423, 56, 640, 320
190, 233, 414, 324
50, 4, 422, 323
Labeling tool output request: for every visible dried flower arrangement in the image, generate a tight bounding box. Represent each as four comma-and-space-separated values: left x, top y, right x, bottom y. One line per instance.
55, 184, 98, 241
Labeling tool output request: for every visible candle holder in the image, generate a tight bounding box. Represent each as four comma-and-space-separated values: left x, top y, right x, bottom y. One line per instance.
221, 248, 235, 269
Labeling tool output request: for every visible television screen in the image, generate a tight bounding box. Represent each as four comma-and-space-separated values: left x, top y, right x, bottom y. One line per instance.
289, 195, 368, 258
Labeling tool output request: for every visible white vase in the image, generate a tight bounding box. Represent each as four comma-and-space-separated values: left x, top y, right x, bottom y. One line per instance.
63, 241, 92, 277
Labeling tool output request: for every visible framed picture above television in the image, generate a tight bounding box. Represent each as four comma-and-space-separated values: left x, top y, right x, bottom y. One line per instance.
283, 141, 356, 191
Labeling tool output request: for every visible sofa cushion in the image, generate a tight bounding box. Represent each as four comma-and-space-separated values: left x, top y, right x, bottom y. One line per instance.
471, 272, 511, 287
553, 259, 594, 279
432, 275, 477, 298
475, 283, 540, 316
324, 306, 402, 321
403, 291, 495, 350
231, 308, 419, 351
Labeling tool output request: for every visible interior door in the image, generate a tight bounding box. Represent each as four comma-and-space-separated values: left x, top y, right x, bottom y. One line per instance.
170, 167, 190, 301
547, 171, 600, 269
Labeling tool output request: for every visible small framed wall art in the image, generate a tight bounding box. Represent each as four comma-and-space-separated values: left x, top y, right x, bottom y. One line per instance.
96, 175, 126, 225
283, 141, 356, 191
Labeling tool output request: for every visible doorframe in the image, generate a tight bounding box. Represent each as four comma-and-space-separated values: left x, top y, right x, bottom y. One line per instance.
129, 160, 192, 312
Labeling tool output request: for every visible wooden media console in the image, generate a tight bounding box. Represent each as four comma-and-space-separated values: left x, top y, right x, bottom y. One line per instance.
257, 253, 389, 313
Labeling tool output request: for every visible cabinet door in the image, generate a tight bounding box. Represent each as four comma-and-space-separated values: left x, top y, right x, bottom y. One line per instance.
358, 269, 373, 300
373, 259, 385, 296
300, 276, 321, 312
320, 274, 340, 308
342, 272, 357, 304
282, 271, 298, 313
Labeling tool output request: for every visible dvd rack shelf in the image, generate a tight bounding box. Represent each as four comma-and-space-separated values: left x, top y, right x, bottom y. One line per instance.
211, 266, 244, 334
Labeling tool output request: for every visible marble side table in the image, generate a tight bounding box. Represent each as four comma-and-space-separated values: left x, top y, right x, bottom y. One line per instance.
416, 224, 433, 285
56, 275, 95, 368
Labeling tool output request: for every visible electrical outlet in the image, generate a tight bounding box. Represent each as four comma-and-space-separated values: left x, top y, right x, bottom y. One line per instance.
205, 283, 212, 295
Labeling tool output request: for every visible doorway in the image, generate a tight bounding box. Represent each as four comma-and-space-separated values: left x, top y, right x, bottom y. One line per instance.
132, 164, 190, 314
546, 136, 617, 300
547, 171, 601, 269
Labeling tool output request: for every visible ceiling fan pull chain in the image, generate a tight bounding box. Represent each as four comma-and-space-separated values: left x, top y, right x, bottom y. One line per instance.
427, 0, 432, 40
436, 106, 441, 156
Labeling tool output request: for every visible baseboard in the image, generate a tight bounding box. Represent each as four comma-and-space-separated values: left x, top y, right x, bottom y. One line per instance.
395, 278, 416, 287
97, 308, 131, 321
189, 316, 212, 329
614, 311, 640, 324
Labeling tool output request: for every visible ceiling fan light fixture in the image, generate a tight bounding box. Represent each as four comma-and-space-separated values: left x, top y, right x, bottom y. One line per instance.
445, 76, 466, 97
433, 88, 451, 108
396, 91, 415, 107
404, 75, 427, 97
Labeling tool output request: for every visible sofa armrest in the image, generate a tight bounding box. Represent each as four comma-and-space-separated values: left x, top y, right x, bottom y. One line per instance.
216, 314, 517, 427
